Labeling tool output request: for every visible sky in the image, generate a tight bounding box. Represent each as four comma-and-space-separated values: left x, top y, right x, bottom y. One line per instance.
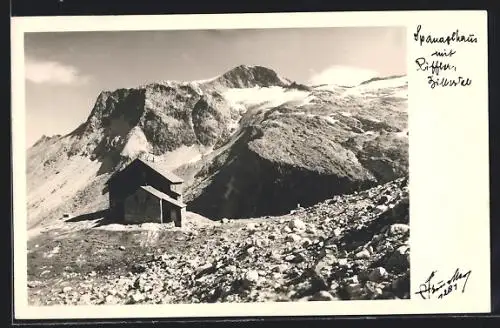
24, 27, 406, 148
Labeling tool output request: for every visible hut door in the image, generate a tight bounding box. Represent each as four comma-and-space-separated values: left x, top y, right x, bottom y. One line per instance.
161, 200, 169, 223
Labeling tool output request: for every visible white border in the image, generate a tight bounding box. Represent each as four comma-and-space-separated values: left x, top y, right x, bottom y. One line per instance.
11, 11, 490, 319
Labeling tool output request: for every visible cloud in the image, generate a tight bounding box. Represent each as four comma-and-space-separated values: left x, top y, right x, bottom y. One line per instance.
308, 65, 379, 87
25, 57, 90, 85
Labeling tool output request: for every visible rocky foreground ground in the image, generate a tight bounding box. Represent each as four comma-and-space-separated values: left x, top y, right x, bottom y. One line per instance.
28, 177, 409, 305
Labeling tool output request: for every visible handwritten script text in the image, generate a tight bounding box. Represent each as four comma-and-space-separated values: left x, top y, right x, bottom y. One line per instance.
413, 25, 476, 89
415, 268, 472, 300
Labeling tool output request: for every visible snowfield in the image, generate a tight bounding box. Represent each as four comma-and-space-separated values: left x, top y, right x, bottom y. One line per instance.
223, 86, 312, 113
153, 145, 214, 171
120, 127, 150, 158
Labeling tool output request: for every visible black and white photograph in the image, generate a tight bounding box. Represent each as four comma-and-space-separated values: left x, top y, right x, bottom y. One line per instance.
23, 26, 410, 306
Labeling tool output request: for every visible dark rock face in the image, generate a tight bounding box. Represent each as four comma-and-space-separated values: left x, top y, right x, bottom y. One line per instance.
186, 126, 376, 219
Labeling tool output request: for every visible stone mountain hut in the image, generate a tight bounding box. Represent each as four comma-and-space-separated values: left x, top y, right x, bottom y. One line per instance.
105, 158, 186, 227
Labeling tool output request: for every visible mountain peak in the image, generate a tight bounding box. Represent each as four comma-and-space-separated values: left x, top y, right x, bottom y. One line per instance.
31, 134, 62, 148
213, 64, 290, 89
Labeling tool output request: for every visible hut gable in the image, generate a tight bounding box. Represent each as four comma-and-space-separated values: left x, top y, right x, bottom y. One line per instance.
106, 158, 184, 186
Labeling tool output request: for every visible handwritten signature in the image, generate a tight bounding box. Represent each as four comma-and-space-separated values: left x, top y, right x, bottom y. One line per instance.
415, 268, 472, 299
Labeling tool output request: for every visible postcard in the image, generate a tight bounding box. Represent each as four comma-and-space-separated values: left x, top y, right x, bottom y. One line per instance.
11, 10, 490, 319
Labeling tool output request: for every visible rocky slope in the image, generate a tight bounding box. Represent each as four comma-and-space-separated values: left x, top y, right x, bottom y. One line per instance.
27, 64, 408, 229
27, 177, 409, 305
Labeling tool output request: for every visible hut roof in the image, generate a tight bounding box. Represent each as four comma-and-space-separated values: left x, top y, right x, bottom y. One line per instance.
106, 157, 184, 185
140, 185, 187, 208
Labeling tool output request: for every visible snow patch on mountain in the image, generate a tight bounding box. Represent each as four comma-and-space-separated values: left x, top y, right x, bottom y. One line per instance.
120, 127, 150, 158
344, 76, 408, 97
153, 145, 214, 171
360, 76, 408, 89
313, 84, 349, 93
223, 86, 312, 113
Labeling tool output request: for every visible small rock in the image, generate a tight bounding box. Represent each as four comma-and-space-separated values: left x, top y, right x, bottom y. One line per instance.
306, 227, 317, 234
310, 290, 336, 301
355, 249, 371, 259
243, 270, 260, 286
105, 295, 117, 304
273, 264, 288, 273
118, 246, 126, 251
283, 226, 293, 233
62, 286, 73, 293
290, 253, 305, 263
386, 244, 395, 253
270, 251, 281, 260
345, 283, 363, 299
221, 218, 229, 224
285, 234, 302, 243
261, 239, 271, 247
129, 292, 145, 304
271, 272, 282, 280
246, 247, 255, 255
333, 228, 342, 237
27, 281, 42, 288
337, 258, 348, 266
368, 267, 388, 282
374, 205, 388, 214
345, 275, 359, 284
391, 273, 410, 295
389, 224, 410, 236
386, 246, 410, 271
246, 223, 257, 232
377, 195, 389, 205
302, 238, 312, 247
289, 218, 306, 231
79, 293, 92, 304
